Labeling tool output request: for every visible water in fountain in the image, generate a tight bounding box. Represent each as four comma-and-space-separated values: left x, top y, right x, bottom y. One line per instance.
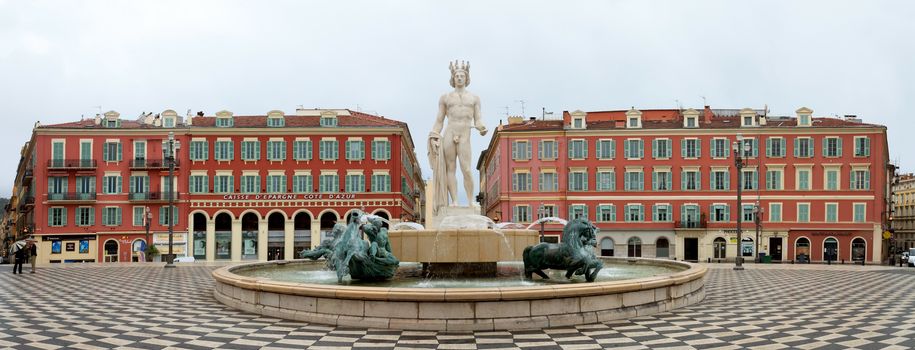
438, 214, 495, 229
525, 216, 568, 230
493, 222, 526, 230
391, 222, 425, 230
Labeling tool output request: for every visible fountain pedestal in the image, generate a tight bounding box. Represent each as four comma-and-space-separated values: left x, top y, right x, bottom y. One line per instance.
387, 229, 539, 276
426, 205, 481, 230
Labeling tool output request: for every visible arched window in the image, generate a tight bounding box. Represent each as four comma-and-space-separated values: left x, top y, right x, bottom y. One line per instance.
851, 238, 866, 261
600, 238, 614, 257
214, 213, 233, 260
824, 237, 838, 261
795, 237, 810, 262
741, 237, 754, 257
656, 238, 670, 258
241, 212, 260, 260
266, 212, 286, 261
104, 240, 119, 262
627, 237, 642, 257
293, 212, 312, 260
713, 237, 727, 259
192, 213, 207, 260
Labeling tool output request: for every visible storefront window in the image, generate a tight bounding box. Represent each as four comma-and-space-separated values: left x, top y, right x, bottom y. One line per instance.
741, 237, 754, 257
600, 238, 614, 257
795, 238, 810, 262
193, 232, 206, 260
242, 231, 258, 260
215, 232, 231, 260
713, 237, 726, 259
851, 238, 866, 261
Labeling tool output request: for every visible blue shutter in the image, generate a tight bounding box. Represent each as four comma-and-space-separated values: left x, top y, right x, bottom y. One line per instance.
624, 140, 629, 158
864, 170, 870, 190
822, 138, 828, 157
681, 139, 687, 158
836, 138, 843, 157
864, 138, 870, 156
638, 140, 644, 158
652, 139, 658, 158
610, 140, 615, 158
652, 171, 658, 191
103, 144, 109, 162
102, 207, 109, 226
638, 172, 644, 190
681, 171, 687, 190
595, 140, 602, 159
583, 141, 588, 159
793, 138, 799, 157
88, 208, 95, 226
117, 143, 122, 161
724, 172, 730, 189
766, 138, 772, 157
538, 141, 543, 159
567, 141, 573, 159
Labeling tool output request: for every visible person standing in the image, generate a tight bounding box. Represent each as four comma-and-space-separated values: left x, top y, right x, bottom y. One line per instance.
12, 246, 25, 274
29, 242, 37, 273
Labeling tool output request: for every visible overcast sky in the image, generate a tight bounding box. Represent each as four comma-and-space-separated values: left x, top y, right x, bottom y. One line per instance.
1, 0, 913, 199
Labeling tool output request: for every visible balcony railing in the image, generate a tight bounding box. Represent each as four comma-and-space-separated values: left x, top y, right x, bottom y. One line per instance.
21, 196, 34, 207
47, 159, 97, 169
47, 192, 97, 201
676, 216, 707, 229
130, 158, 179, 169
129, 192, 180, 201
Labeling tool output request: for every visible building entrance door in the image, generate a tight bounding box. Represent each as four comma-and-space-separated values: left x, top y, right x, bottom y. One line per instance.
769, 237, 783, 261
684, 238, 699, 261
824, 238, 838, 262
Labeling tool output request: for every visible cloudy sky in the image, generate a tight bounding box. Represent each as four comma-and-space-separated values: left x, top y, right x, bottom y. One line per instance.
1, 0, 913, 198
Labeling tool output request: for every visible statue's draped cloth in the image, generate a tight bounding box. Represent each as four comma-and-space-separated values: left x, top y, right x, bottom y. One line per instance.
427, 135, 448, 216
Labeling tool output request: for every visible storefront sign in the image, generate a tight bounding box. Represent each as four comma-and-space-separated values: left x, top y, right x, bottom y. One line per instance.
221, 193, 357, 200
811, 232, 852, 236
153, 233, 187, 244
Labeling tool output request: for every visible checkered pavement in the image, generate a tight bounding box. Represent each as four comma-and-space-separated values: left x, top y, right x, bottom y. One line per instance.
1, 263, 914, 349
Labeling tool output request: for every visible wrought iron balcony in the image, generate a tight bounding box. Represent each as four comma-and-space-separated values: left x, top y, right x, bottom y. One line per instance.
676, 216, 707, 229
128, 191, 179, 202
47, 159, 97, 169
47, 192, 97, 202
129, 158, 179, 169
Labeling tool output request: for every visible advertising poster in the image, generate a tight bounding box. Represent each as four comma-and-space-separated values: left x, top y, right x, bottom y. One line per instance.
51, 241, 61, 254
79, 240, 89, 254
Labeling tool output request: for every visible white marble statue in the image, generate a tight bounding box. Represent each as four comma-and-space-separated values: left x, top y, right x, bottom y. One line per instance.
428, 60, 487, 215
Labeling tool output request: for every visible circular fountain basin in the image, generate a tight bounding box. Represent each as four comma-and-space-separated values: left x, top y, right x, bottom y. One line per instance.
212, 258, 707, 331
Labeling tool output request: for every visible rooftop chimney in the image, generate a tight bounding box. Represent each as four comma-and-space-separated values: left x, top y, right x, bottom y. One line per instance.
703, 105, 713, 124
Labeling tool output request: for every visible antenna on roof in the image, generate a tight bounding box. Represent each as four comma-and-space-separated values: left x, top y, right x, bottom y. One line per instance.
515, 100, 526, 117
700, 96, 707, 106
93, 106, 102, 116
541, 107, 553, 121
504, 106, 510, 117
675, 99, 682, 111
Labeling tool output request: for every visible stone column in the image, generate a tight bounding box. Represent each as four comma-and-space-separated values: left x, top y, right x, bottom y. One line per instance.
284, 219, 295, 260
205, 220, 215, 261
258, 219, 268, 261
231, 219, 242, 261
310, 219, 322, 249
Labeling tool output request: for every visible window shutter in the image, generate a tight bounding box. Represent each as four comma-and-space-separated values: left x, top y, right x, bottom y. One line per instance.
766, 138, 772, 157
696, 140, 702, 157
724, 173, 730, 189
638, 140, 644, 158
610, 140, 616, 158
553, 173, 559, 191
60, 208, 67, 226
595, 140, 602, 159
567, 142, 573, 159
103, 144, 109, 161
537, 141, 544, 159
864, 138, 870, 156
624, 173, 630, 190
680, 139, 687, 158
583, 173, 589, 191
638, 172, 644, 190
793, 138, 799, 157
836, 138, 843, 157
652, 139, 658, 158
623, 140, 629, 158
512, 173, 518, 191
710, 173, 716, 190
850, 170, 857, 189
115, 208, 121, 226
88, 208, 95, 226
864, 170, 870, 190
711, 139, 717, 157
681, 172, 687, 190
116, 177, 122, 194
652, 205, 658, 222
822, 138, 828, 157
724, 205, 730, 222
652, 171, 658, 190
117, 143, 122, 161
130, 176, 136, 194
102, 207, 109, 226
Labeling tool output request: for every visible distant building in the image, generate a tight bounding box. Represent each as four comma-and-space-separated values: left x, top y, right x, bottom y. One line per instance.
479, 106, 891, 264
6, 108, 423, 264
892, 173, 915, 251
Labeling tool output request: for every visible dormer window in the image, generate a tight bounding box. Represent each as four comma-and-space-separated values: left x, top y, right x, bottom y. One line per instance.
796, 107, 813, 127
267, 110, 285, 127
739, 108, 757, 127
569, 110, 586, 129
320, 111, 338, 127
103, 111, 120, 128
215, 110, 234, 128
682, 108, 700, 128
161, 109, 178, 128
625, 108, 642, 129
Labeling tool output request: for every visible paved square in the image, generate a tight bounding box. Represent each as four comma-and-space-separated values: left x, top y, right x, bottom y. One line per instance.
1, 263, 913, 349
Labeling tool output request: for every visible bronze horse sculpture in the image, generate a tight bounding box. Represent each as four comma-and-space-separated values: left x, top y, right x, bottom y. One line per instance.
522, 218, 603, 282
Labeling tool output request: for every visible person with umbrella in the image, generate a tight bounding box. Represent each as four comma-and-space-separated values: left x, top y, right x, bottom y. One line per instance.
10, 239, 26, 274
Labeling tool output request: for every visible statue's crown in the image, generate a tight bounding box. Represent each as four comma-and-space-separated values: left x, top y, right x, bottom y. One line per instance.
449, 60, 470, 74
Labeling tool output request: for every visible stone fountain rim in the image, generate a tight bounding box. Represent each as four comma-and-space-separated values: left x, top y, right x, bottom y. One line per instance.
212, 258, 706, 302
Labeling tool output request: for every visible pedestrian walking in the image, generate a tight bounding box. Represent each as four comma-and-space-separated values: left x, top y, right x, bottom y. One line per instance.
12, 246, 25, 274
28, 241, 37, 273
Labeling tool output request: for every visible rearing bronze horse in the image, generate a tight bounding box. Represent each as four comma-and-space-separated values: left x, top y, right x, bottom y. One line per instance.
522, 218, 603, 282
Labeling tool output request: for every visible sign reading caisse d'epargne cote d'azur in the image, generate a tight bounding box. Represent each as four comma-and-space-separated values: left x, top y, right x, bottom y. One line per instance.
220, 193, 358, 201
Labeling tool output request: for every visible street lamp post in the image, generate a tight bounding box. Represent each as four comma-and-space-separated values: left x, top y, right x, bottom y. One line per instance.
733, 136, 749, 270
538, 204, 546, 242
144, 206, 151, 262
753, 202, 763, 263
164, 132, 177, 268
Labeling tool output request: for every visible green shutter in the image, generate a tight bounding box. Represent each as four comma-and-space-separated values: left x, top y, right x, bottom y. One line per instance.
864, 138, 870, 156
822, 138, 828, 157
836, 138, 843, 157
793, 138, 799, 157
623, 140, 629, 158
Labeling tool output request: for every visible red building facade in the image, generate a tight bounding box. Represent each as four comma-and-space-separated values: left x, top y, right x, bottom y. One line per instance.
27, 108, 423, 264
479, 107, 891, 263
